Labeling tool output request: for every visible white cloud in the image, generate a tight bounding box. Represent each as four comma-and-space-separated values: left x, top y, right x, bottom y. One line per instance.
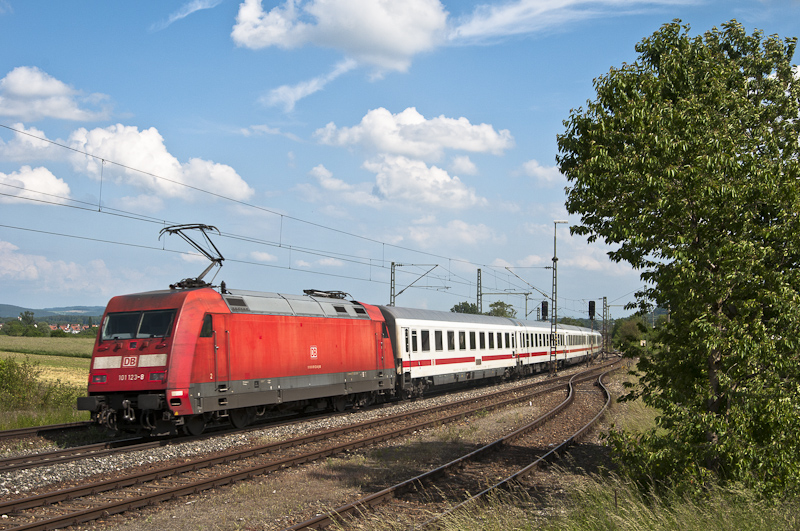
68, 124, 255, 202
522, 159, 565, 186
232, 0, 448, 73
364, 155, 485, 209
150, 0, 223, 31
305, 164, 381, 207
109, 194, 165, 214
315, 107, 513, 161
180, 252, 211, 263
0, 66, 110, 121
518, 254, 549, 267
450, 155, 478, 175
0, 123, 61, 161
262, 59, 357, 112
0, 240, 114, 296
0, 166, 71, 205
318, 257, 344, 267
251, 251, 278, 262
449, 0, 692, 44
407, 219, 498, 248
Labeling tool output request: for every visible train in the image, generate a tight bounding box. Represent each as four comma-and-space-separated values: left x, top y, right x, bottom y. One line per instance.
77, 285, 601, 435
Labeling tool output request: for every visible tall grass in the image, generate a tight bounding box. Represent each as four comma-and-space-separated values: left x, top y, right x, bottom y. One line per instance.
538, 475, 800, 531
0, 357, 88, 430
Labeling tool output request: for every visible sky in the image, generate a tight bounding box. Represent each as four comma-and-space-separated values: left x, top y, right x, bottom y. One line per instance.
1, 0, 799, 319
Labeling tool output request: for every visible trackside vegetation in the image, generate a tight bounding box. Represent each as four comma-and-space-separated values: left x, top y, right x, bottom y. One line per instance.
558, 18, 800, 499
0, 356, 88, 429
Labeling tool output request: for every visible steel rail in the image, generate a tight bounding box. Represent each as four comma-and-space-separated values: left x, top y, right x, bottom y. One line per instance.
281, 366, 615, 531
416, 366, 617, 530
0, 422, 91, 441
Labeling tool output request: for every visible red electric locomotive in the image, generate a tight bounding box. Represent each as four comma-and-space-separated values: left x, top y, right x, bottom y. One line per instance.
77, 286, 396, 435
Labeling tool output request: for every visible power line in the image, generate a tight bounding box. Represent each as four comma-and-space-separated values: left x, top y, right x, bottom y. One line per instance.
0, 122, 634, 308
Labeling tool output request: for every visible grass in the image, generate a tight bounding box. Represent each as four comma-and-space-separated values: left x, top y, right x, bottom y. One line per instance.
0, 355, 90, 430
410, 365, 800, 531
537, 475, 800, 531
0, 335, 94, 358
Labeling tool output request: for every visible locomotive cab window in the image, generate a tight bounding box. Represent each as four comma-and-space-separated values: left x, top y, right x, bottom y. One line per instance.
102, 309, 177, 341
199, 314, 213, 337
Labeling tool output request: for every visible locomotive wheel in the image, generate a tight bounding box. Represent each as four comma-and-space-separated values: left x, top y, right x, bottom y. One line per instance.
229, 408, 251, 429
183, 415, 206, 436
332, 396, 347, 412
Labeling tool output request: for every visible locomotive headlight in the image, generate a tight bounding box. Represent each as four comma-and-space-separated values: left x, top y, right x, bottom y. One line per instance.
91, 374, 107, 383
149, 371, 167, 382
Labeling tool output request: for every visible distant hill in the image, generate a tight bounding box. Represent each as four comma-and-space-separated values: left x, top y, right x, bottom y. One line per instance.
0, 304, 105, 319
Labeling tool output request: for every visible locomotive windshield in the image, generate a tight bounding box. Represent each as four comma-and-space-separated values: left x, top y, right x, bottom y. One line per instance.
101, 309, 177, 340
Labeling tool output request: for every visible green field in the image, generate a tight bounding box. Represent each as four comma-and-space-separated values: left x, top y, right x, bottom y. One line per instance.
0, 335, 94, 358
0, 337, 93, 429
0, 336, 92, 387
0, 351, 90, 387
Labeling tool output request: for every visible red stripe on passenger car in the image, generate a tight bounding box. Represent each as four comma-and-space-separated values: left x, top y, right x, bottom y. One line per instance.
482, 354, 513, 362
434, 357, 475, 365
402, 360, 433, 368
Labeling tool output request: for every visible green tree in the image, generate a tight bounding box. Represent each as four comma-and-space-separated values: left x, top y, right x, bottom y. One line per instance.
450, 301, 480, 314
19, 311, 35, 326
486, 301, 517, 318
1, 320, 24, 336
557, 20, 800, 496
612, 316, 646, 350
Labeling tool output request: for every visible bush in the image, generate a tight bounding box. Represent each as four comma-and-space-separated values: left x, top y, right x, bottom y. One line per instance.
0, 357, 82, 411
0, 356, 42, 409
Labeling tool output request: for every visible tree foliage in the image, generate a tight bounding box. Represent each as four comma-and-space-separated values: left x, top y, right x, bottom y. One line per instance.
557, 19, 800, 497
450, 301, 480, 314
486, 300, 517, 318
450, 300, 518, 318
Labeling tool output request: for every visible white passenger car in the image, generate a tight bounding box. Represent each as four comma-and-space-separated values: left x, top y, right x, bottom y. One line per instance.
377, 305, 601, 398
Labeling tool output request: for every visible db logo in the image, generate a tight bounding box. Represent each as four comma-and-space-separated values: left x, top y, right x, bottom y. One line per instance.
122, 356, 138, 368
309, 346, 318, 359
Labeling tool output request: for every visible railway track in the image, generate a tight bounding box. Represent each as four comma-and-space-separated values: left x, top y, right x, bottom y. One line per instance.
283, 366, 616, 530
0, 361, 616, 530
0, 423, 91, 441
0, 365, 594, 476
